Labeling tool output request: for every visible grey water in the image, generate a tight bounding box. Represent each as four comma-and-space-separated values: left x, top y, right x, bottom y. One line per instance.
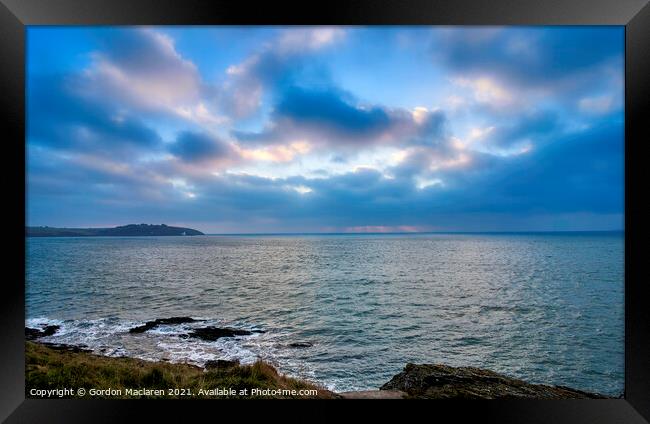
26, 232, 624, 395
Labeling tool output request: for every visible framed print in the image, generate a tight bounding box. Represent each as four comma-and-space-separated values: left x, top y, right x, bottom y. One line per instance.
1, 0, 649, 422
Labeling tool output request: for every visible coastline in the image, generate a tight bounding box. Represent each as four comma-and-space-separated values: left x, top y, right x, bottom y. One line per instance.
26, 341, 610, 400
26, 341, 337, 399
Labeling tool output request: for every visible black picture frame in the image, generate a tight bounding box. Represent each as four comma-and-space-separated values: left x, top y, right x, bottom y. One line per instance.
1, 0, 648, 421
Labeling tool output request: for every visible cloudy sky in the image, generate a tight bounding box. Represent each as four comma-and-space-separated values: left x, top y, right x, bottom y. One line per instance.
27, 26, 624, 233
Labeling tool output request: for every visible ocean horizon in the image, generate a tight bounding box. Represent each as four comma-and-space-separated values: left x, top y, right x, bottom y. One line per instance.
204, 230, 624, 236
27, 229, 625, 237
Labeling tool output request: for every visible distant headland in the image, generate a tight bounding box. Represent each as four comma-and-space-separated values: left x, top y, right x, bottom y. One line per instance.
26, 224, 204, 237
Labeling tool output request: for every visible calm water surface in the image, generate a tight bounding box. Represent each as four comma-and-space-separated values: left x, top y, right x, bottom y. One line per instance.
26, 233, 624, 395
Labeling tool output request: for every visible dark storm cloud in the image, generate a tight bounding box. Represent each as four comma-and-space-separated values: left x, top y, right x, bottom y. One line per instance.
432, 121, 624, 215
94, 28, 196, 78
233, 86, 391, 145
433, 27, 623, 87
169, 131, 234, 163
233, 85, 449, 150
274, 86, 392, 138
220, 27, 344, 118
28, 74, 162, 155
481, 110, 561, 150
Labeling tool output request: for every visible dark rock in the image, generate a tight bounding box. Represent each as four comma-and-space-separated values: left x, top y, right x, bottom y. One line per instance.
25, 328, 42, 341
42, 325, 60, 337
205, 359, 240, 370
188, 327, 252, 341
288, 342, 313, 348
129, 317, 199, 333
39, 342, 91, 353
25, 325, 60, 340
380, 363, 610, 399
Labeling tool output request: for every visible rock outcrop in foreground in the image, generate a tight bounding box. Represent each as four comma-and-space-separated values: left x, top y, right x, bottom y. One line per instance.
380, 363, 609, 399
25, 325, 60, 341
128, 317, 199, 333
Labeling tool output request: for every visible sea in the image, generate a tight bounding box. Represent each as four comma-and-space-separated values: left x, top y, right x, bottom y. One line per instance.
26, 232, 624, 396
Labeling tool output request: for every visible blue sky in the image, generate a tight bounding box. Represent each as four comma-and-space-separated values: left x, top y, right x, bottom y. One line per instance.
26, 26, 624, 233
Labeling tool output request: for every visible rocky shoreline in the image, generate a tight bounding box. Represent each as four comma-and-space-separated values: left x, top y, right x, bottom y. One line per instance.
378, 363, 609, 399
25, 319, 611, 399
126, 317, 265, 340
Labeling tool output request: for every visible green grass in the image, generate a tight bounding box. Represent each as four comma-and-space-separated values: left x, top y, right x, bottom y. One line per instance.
26, 342, 336, 399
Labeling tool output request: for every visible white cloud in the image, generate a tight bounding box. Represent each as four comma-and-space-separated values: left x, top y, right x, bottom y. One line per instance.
453, 77, 514, 107
286, 184, 313, 195
578, 95, 615, 115
415, 176, 444, 190
277, 27, 346, 52
235, 141, 312, 163
412, 106, 431, 125
81, 28, 224, 127
220, 28, 346, 118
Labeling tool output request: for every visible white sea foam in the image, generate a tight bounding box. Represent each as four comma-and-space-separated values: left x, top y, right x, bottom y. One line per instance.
26, 317, 65, 328
27, 317, 274, 367
25, 316, 326, 389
